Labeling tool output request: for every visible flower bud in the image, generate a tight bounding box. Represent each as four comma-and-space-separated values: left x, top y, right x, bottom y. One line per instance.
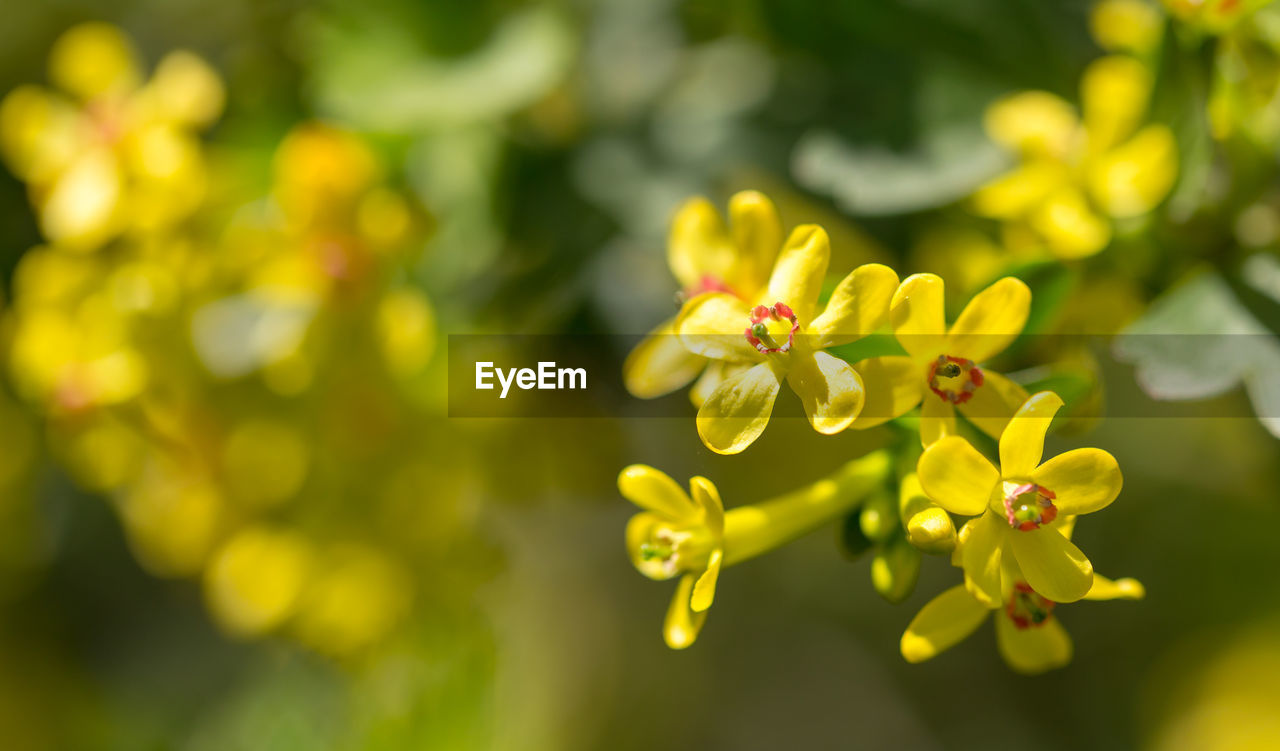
872, 535, 921, 604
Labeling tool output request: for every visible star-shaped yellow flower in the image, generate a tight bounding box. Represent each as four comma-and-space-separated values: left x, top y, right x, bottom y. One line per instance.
901, 560, 1144, 674
621, 452, 891, 648
916, 391, 1124, 605
621, 465, 726, 649
673, 225, 898, 454
854, 273, 1031, 446
973, 54, 1177, 259
623, 191, 782, 405
0, 23, 224, 251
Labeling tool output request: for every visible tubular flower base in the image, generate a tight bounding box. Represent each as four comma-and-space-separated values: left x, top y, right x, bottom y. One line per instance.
916, 391, 1124, 606
621, 451, 892, 648
854, 273, 1031, 446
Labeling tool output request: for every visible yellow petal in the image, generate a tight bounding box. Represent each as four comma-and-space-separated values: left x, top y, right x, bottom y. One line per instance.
1082, 55, 1151, 154
0, 86, 80, 183
689, 361, 743, 409
626, 513, 676, 580
810, 263, 899, 348
696, 362, 784, 454
917, 436, 999, 516
901, 585, 990, 663
664, 573, 709, 649
675, 292, 761, 362
891, 273, 947, 358
667, 196, 736, 291
955, 369, 1030, 441
995, 612, 1073, 674
851, 356, 923, 428
984, 91, 1079, 158
618, 465, 696, 520
787, 350, 865, 435
623, 318, 706, 399
999, 391, 1065, 478
689, 548, 722, 613
946, 277, 1031, 363
726, 190, 781, 294
1085, 574, 1145, 601
1031, 186, 1112, 259
1087, 124, 1177, 218
960, 512, 1005, 607
919, 394, 958, 447
145, 51, 225, 127
971, 160, 1074, 219
1031, 448, 1123, 516
49, 23, 141, 100
1090, 0, 1164, 55
40, 148, 122, 250
689, 476, 725, 536
1008, 526, 1094, 603
764, 225, 830, 323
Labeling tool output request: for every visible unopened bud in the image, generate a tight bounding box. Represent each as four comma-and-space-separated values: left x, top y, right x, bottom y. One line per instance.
859, 490, 897, 543
906, 507, 957, 555
872, 535, 921, 603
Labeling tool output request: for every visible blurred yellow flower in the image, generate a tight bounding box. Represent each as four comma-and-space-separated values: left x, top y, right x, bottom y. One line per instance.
973, 55, 1177, 259
204, 526, 313, 638
1163, 0, 1272, 33
0, 22, 223, 251
624, 190, 782, 403
675, 225, 898, 453
292, 544, 412, 656
853, 273, 1031, 446
916, 391, 1123, 605
1092, 0, 1165, 54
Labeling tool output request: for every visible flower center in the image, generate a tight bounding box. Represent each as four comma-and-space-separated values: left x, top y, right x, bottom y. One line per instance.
1005, 582, 1055, 630
636, 522, 714, 580
1002, 482, 1058, 531
744, 302, 799, 354
927, 355, 984, 404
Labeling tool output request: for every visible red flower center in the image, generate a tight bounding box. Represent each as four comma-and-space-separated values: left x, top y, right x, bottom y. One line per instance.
1006, 582, 1055, 629
926, 355, 984, 404
744, 302, 799, 354
1003, 482, 1058, 531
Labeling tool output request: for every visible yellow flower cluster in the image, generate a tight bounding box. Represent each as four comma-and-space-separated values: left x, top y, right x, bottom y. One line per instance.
0, 25, 445, 658
621, 191, 1142, 672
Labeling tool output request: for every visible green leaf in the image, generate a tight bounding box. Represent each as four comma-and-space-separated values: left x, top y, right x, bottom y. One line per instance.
1115, 266, 1280, 438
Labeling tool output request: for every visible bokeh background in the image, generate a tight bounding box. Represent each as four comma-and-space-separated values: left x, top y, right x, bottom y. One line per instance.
1, 0, 1279, 749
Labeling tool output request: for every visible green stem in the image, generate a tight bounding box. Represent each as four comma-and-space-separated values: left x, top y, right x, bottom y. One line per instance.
721, 450, 892, 566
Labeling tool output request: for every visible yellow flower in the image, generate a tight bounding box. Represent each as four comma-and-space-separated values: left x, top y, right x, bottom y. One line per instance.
0, 23, 224, 251
900, 564, 1144, 674
1163, 0, 1271, 33
854, 273, 1031, 446
916, 391, 1124, 604
621, 452, 890, 648
674, 225, 898, 453
1091, 0, 1165, 55
973, 55, 1177, 259
623, 191, 782, 403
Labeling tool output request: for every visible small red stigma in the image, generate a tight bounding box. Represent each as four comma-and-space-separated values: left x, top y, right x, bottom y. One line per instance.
927, 355, 984, 404
1003, 483, 1058, 531
744, 302, 800, 354
1006, 582, 1055, 629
